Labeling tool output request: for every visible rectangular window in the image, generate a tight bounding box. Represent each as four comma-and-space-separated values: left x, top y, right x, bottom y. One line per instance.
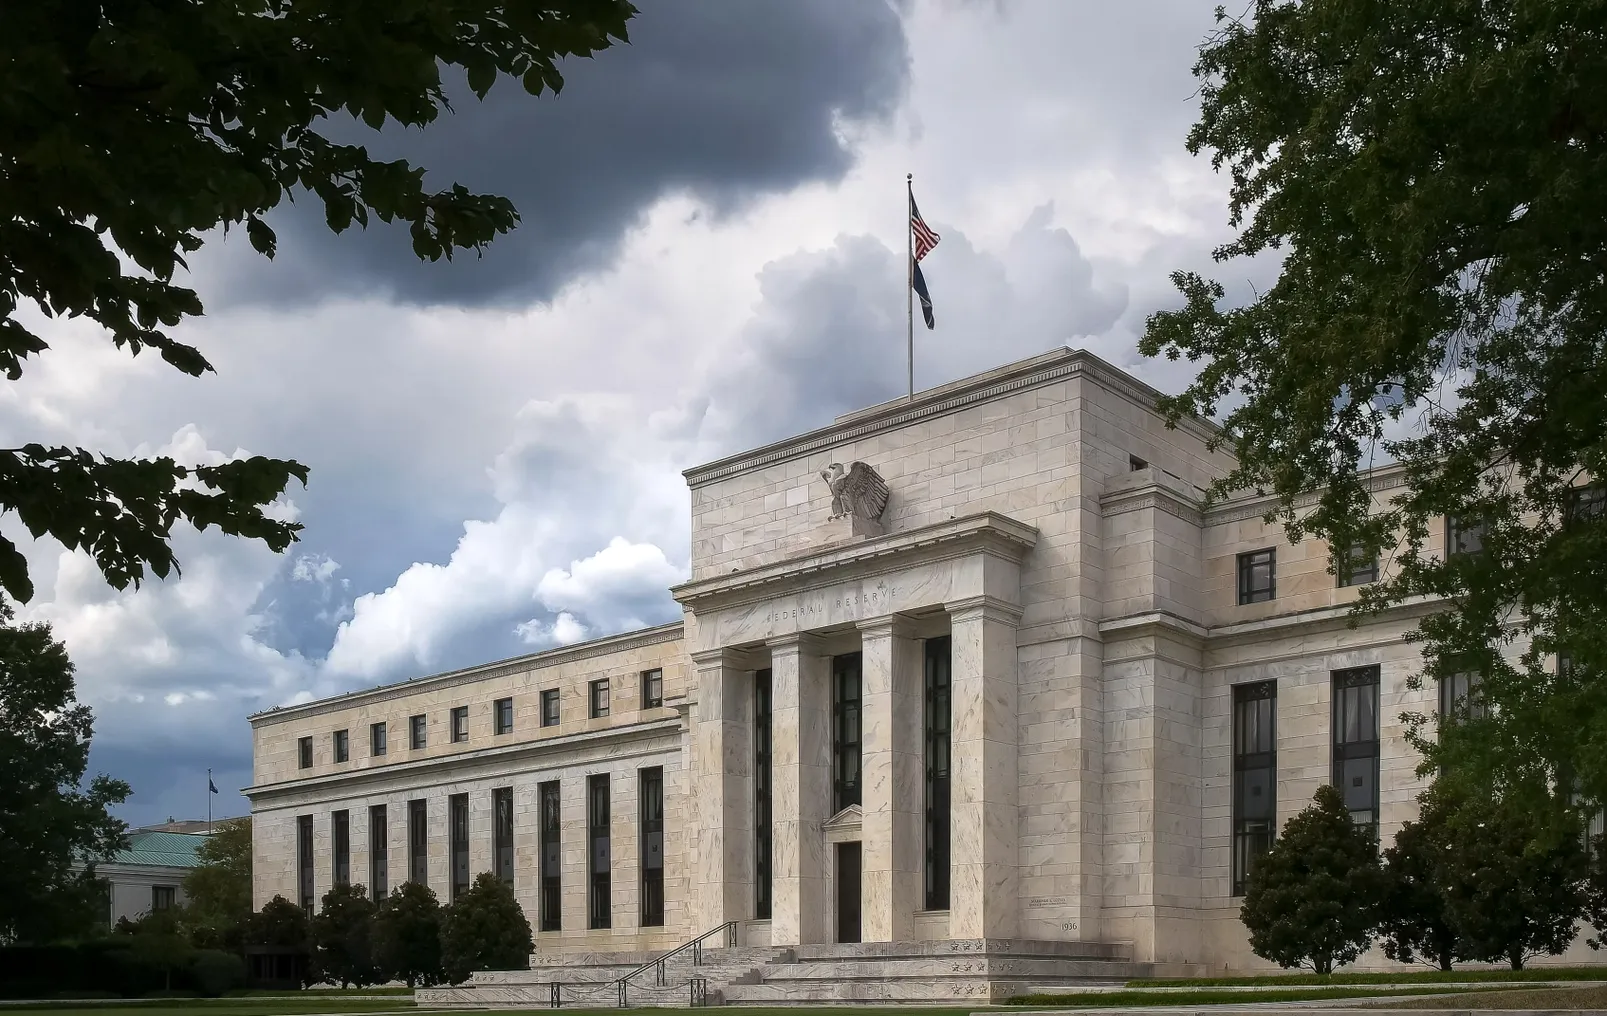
924, 636, 952, 910
753, 668, 773, 921
332, 809, 350, 886
640, 767, 665, 927
1237, 548, 1277, 604
832, 653, 864, 812
539, 781, 562, 931
151, 885, 176, 911
369, 804, 388, 899
588, 774, 611, 929
589, 679, 610, 718
1437, 665, 1485, 723
1447, 516, 1485, 556
541, 689, 560, 727
449, 792, 469, 901
1333, 665, 1382, 832
370, 722, 387, 757
450, 706, 469, 743
1337, 544, 1378, 587
408, 799, 428, 885
409, 714, 427, 750
1568, 485, 1607, 525
494, 697, 514, 735
297, 814, 314, 912
333, 729, 349, 764
297, 736, 313, 769
1232, 680, 1277, 895
641, 668, 663, 709
493, 787, 514, 885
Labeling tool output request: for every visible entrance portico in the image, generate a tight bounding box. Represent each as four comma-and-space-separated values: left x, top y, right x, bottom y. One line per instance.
674, 512, 1037, 947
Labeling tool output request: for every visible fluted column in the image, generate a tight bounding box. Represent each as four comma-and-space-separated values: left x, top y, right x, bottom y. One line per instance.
947, 596, 1021, 939
691, 648, 753, 930
768, 632, 830, 945
857, 614, 923, 941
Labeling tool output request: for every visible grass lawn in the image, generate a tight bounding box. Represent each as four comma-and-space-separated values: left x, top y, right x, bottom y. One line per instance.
1127, 966, 1607, 987
1389, 983, 1607, 1009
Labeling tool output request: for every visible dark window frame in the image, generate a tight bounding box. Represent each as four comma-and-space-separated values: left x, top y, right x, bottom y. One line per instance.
924, 636, 952, 911
494, 697, 514, 736
449, 792, 469, 901
409, 714, 427, 750
152, 885, 176, 911
296, 815, 314, 912
369, 804, 388, 899
1567, 485, 1607, 526
370, 722, 387, 757
1332, 665, 1382, 834
407, 799, 428, 886
297, 736, 313, 769
641, 669, 663, 710
333, 729, 349, 764
1237, 548, 1277, 604
1232, 680, 1277, 896
450, 706, 469, 744
1437, 662, 1486, 723
541, 689, 560, 728
493, 787, 515, 885
589, 678, 611, 719
332, 809, 350, 886
640, 767, 665, 927
587, 774, 611, 929
1337, 544, 1378, 587
753, 668, 773, 921
539, 781, 562, 931
1447, 515, 1486, 556
832, 653, 864, 813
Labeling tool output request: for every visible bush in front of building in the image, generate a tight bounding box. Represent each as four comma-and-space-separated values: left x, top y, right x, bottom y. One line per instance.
1377, 787, 1469, 971
440, 873, 534, 985
312, 883, 377, 988
372, 881, 444, 988
188, 950, 247, 996
1240, 784, 1385, 975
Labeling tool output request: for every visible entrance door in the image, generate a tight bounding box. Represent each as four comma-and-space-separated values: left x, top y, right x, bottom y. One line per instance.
836, 841, 862, 944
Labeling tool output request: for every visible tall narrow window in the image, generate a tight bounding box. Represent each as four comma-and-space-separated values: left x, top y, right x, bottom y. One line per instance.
409, 714, 427, 750
296, 815, 314, 912
152, 885, 176, 911
297, 736, 313, 769
1337, 544, 1378, 587
541, 689, 560, 727
1237, 548, 1277, 603
332, 809, 350, 887
539, 781, 561, 931
589, 679, 611, 718
493, 787, 515, 885
588, 774, 611, 929
1437, 663, 1485, 723
832, 652, 863, 812
369, 805, 388, 899
333, 729, 349, 763
370, 722, 387, 756
1333, 666, 1382, 832
408, 799, 428, 885
641, 669, 663, 709
753, 668, 773, 921
640, 767, 664, 927
1232, 680, 1277, 895
450, 706, 469, 743
449, 793, 469, 901
494, 697, 514, 735
1447, 516, 1485, 556
1568, 486, 1607, 527
924, 637, 952, 910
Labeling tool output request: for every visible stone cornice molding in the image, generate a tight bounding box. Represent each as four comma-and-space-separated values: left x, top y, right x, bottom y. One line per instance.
765, 630, 828, 655
1097, 610, 1209, 645
243, 717, 681, 803
688, 646, 766, 671
855, 612, 919, 639
1100, 485, 1204, 528
672, 512, 1038, 613
249, 621, 685, 726
944, 594, 1026, 627
1095, 593, 1447, 649
681, 348, 1218, 489
1203, 462, 1412, 527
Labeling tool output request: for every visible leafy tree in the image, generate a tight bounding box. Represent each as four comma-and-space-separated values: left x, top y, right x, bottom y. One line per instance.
1377, 789, 1467, 971
311, 883, 377, 988
1240, 785, 1385, 975
243, 894, 310, 950
0, 0, 637, 604
1435, 783, 1586, 969
117, 906, 197, 991
182, 817, 252, 950
1139, 0, 1607, 801
440, 872, 533, 985
0, 600, 129, 943
372, 881, 444, 989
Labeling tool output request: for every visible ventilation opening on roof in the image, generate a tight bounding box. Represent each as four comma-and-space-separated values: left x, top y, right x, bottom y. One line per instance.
1129, 455, 1149, 471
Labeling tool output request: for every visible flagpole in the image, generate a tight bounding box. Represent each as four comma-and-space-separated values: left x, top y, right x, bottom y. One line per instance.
207, 769, 212, 835
906, 173, 914, 402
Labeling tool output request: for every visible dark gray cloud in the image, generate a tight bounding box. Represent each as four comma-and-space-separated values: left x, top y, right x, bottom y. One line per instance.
209, 0, 910, 309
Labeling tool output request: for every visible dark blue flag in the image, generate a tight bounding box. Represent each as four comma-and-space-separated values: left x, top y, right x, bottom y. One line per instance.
208, 778, 219, 794
912, 259, 935, 330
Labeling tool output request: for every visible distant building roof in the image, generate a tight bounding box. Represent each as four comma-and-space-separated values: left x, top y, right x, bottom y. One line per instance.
108, 830, 210, 869
137, 819, 215, 834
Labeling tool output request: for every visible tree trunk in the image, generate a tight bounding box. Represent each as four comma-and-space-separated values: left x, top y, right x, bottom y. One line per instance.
1438, 950, 1453, 972
1314, 955, 1333, 976
1509, 947, 1524, 971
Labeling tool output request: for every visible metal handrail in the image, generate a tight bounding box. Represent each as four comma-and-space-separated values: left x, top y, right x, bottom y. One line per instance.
612, 920, 739, 1000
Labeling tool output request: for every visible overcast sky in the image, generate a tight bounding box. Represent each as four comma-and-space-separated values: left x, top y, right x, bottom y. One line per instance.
4, 0, 1275, 827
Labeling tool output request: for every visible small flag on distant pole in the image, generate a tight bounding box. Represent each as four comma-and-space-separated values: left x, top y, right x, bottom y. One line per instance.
906, 177, 941, 401
207, 769, 217, 836
208, 776, 219, 795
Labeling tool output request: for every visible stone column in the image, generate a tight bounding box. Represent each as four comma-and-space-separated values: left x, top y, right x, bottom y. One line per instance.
768, 632, 830, 945
947, 596, 1021, 940
691, 648, 753, 931
857, 614, 924, 942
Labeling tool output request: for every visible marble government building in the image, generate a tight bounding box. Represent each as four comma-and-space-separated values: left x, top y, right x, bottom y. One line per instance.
247, 348, 1593, 1001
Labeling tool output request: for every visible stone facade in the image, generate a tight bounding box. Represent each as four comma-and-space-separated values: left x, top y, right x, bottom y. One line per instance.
246, 347, 1603, 974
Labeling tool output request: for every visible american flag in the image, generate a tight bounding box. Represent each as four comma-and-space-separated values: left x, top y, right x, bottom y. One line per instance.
911, 194, 940, 261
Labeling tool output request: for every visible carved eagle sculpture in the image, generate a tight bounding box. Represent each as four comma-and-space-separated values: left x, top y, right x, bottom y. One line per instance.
821, 461, 890, 523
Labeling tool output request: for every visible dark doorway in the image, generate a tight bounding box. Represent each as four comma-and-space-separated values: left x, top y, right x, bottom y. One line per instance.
836, 841, 862, 944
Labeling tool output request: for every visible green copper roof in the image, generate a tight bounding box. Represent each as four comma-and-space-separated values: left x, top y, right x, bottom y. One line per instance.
109, 830, 209, 869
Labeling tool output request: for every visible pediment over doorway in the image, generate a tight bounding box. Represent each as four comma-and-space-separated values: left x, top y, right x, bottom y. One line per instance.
822, 804, 863, 842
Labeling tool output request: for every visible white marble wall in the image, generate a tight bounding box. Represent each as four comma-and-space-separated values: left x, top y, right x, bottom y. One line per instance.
768, 634, 831, 945
858, 616, 923, 941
